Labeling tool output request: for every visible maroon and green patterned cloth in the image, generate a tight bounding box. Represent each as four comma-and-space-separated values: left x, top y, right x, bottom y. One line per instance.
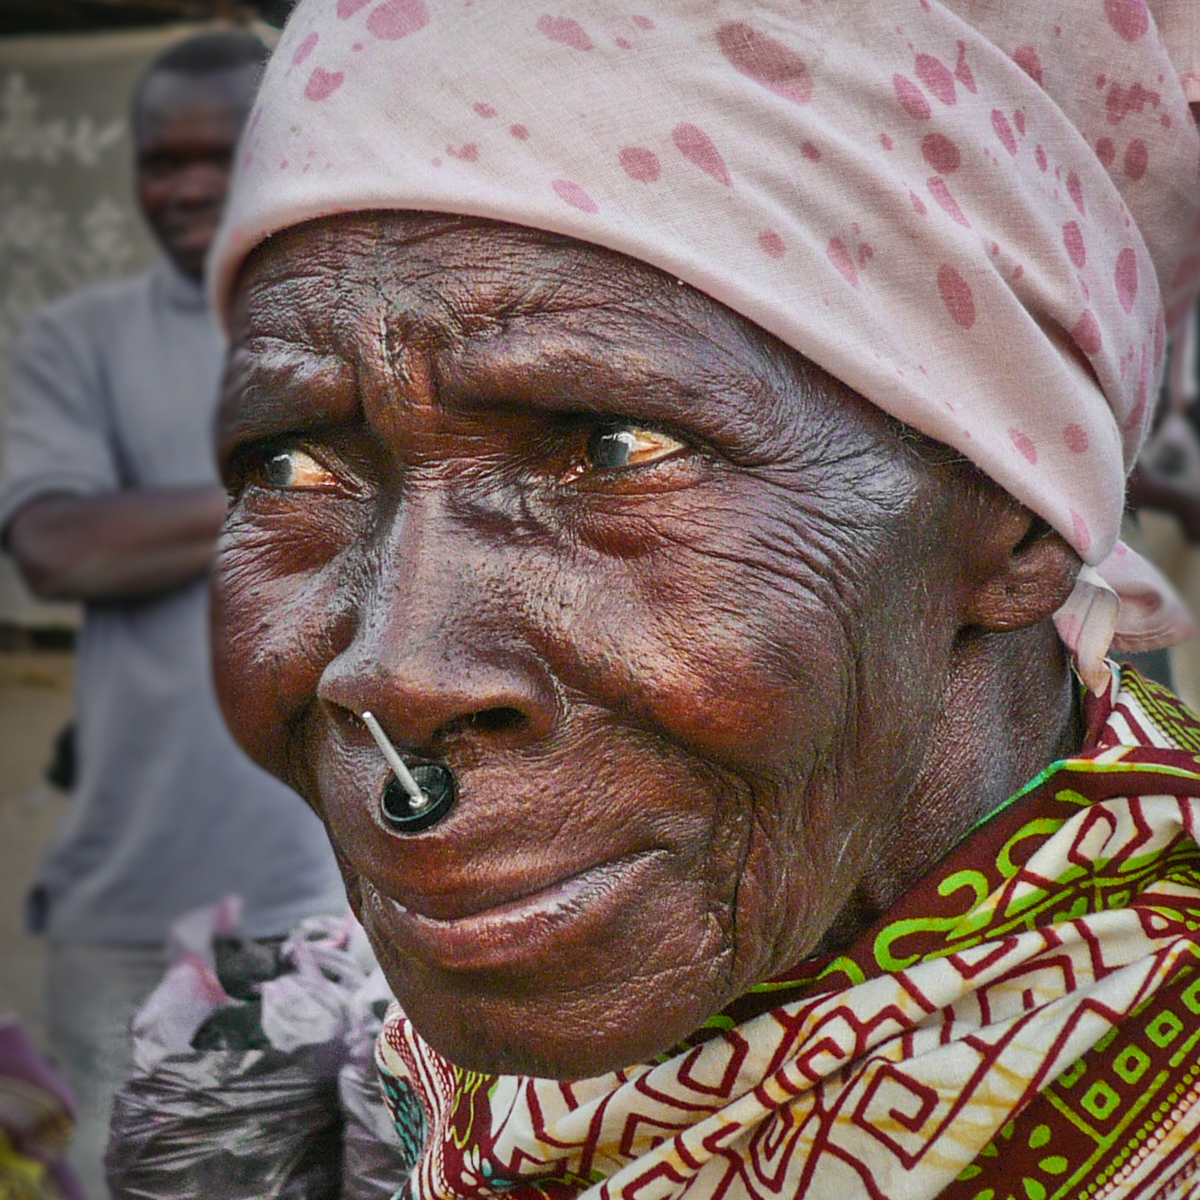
378, 667, 1200, 1199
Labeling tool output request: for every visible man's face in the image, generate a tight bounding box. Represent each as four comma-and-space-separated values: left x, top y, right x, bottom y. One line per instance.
134, 66, 256, 281
214, 213, 988, 1080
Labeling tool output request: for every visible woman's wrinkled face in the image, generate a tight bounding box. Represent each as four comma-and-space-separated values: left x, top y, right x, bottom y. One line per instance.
215, 212, 976, 1078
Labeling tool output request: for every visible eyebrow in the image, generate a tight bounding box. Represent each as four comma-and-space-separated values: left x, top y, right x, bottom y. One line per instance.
217, 337, 357, 457
218, 295, 784, 467
445, 323, 774, 450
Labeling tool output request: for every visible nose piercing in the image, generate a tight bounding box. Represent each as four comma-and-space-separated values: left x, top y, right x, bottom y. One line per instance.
361, 711, 458, 832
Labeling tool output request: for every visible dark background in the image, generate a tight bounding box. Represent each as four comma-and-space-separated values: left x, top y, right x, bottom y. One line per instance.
0, 0, 297, 35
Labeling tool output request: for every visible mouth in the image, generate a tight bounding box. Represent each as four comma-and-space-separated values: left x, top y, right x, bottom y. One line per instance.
360, 851, 664, 974
163, 212, 220, 246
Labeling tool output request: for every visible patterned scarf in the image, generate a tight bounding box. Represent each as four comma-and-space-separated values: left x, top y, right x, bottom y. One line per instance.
378, 668, 1200, 1199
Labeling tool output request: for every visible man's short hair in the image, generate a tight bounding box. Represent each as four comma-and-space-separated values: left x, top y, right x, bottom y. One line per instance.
133, 29, 270, 123
146, 29, 270, 78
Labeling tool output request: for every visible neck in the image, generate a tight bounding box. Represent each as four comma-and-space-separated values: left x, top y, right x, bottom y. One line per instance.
820, 619, 1081, 954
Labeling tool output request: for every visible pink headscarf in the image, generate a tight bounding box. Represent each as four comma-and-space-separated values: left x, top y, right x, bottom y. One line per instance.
211, 0, 1200, 690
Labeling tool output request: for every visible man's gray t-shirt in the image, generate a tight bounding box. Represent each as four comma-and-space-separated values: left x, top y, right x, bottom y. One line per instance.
0, 258, 345, 944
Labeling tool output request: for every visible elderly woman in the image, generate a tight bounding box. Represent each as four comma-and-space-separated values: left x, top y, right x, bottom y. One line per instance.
208, 1, 1200, 1196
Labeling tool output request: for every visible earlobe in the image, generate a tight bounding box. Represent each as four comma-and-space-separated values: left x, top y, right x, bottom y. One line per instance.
963, 508, 1082, 633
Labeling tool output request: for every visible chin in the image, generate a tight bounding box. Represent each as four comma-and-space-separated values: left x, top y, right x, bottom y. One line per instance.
357, 905, 725, 1079
161, 228, 214, 278
385, 971, 695, 1080
168, 251, 207, 280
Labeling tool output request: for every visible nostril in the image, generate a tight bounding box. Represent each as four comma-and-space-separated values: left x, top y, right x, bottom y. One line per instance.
436, 706, 527, 742
471, 707, 526, 734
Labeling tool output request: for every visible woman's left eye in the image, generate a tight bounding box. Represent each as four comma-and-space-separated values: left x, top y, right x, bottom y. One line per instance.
256, 447, 339, 490
584, 422, 686, 471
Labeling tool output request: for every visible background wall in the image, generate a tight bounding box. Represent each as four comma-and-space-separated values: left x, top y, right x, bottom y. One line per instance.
0, 26, 202, 627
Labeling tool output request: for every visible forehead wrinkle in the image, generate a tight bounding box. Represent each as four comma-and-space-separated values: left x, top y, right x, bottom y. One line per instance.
246, 213, 702, 374
368, 275, 679, 422
239, 336, 355, 399
471, 260, 671, 323
239, 256, 362, 359
374, 265, 675, 368
317, 211, 681, 326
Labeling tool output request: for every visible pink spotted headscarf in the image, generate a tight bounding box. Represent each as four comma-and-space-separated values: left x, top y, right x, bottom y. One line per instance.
212, 0, 1200, 689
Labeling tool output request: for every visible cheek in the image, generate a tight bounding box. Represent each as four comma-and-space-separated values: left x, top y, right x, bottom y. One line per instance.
565, 485, 860, 769
306, 731, 385, 875
531, 492, 876, 978
644, 578, 848, 764
211, 501, 363, 782
135, 179, 165, 222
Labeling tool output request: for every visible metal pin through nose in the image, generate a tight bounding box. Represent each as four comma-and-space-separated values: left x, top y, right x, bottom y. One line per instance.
361, 711, 458, 831
361, 710, 426, 806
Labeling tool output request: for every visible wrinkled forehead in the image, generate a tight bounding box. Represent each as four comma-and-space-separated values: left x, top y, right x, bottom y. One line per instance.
239, 211, 693, 317
232, 210, 816, 392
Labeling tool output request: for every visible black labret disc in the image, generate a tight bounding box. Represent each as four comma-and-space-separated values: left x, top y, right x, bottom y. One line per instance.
379, 763, 457, 833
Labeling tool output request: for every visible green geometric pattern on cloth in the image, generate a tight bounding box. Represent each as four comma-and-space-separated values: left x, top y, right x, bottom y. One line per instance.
730, 669, 1200, 1197
937, 672, 1200, 1200
1123, 669, 1200, 754
941, 966, 1200, 1200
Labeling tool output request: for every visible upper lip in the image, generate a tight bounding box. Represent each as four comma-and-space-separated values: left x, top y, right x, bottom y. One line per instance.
164, 213, 219, 235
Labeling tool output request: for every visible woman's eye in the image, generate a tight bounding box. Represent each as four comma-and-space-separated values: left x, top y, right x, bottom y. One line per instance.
256, 447, 338, 490
585, 423, 686, 471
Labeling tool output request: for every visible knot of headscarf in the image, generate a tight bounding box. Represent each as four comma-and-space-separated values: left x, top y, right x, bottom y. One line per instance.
211, 0, 1200, 690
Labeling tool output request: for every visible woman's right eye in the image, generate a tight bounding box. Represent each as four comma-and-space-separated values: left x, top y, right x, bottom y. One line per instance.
252, 447, 339, 491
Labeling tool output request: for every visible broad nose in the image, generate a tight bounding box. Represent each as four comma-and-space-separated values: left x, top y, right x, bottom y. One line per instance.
317, 500, 560, 757
170, 160, 229, 207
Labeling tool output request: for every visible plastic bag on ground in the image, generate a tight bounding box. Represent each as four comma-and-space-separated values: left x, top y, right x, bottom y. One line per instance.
260, 942, 348, 1054
109, 900, 347, 1200
339, 1056, 405, 1200
129, 953, 230, 1074
110, 902, 411, 1200
105, 1046, 342, 1200
128, 896, 241, 1074
281, 914, 372, 992
339, 968, 408, 1200
166, 896, 241, 965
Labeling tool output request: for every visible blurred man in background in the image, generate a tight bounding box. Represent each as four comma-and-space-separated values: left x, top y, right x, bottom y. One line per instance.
0, 31, 344, 1197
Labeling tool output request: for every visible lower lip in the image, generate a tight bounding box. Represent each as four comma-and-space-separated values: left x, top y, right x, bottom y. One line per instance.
166, 217, 217, 240
170, 228, 214, 245
361, 853, 661, 974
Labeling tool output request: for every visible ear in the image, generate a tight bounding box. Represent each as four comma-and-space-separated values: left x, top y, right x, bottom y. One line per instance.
962, 501, 1082, 633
